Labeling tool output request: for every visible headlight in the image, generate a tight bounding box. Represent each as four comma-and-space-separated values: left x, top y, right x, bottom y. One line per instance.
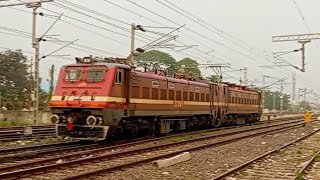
86, 115, 97, 126
50, 114, 60, 124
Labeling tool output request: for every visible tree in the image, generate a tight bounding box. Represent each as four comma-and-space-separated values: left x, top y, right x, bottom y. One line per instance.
299, 101, 312, 111
177, 58, 201, 77
135, 50, 177, 75
206, 75, 222, 82
47, 64, 55, 103
0, 50, 32, 110
263, 90, 290, 110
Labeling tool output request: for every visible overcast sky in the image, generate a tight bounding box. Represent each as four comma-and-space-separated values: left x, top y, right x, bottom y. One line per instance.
1, 0, 319, 102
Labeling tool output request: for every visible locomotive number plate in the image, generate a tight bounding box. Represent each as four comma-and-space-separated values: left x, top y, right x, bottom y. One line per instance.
173, 101, 183, 108
73, 96, 81, 100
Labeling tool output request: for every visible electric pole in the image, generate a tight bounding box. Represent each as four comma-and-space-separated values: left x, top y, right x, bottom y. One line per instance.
27, 2, 41, 125
298, 88, 302, 103
130, 23, 135, 67
299, 40, 310, 72
30, 57, 34, 110
262, 75, 266, 110
243, 67, 248, 86
272, 33, 320, 72
304, 88, 307, 111
129, 24, 146, 68
280, 79, 284, 113
292, 73, 296, 108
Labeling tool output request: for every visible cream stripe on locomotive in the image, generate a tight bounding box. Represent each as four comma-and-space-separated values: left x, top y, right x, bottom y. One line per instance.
51, 95, 126, 103
130, 98, 173, 104
51, 96, 259, 108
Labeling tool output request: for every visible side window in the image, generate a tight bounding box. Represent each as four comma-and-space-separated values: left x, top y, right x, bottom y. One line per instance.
206, 94, 210, 102
176, 91, 182, 101
115, 70, 123, 84
183, 92, 188, 101
201, 93, 205, 102
189, 92, 194, 101
195, 93, 200, 101
169, 90, 174, 100
161, 89, 167, 100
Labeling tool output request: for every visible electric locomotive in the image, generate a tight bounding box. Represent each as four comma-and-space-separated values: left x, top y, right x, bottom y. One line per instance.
50, 56, 261, 141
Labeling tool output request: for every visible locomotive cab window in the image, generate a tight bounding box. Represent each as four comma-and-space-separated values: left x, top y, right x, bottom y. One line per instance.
65, 69, 82, 81
115, 70, 123, 84
87, 69, 104, 82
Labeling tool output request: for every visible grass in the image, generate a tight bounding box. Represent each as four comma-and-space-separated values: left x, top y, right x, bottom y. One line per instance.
295, 172, 305, 180
162, 133, 198, 143
297, 150, 303, 155
279, 149, 288, 157
315, 154, 320, 162
239, 171, 249, 176
0, 120, 31, 127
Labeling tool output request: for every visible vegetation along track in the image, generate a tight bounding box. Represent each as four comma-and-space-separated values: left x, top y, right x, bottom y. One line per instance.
0, 118, 308, 179
0, 125, 55, 141
212, 125, 320, 180
294, 148, 320, 179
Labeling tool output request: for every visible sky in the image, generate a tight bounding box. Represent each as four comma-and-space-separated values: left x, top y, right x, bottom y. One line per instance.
0, 0, 320, 103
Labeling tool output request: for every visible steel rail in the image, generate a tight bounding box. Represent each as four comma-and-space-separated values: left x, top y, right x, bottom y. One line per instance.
212, 128, 320, 180
62, 122, 306, 180
0, 120, 303, 179
0, 119, 303, 177
0, 117, 299, 159
294, 149, 320, 180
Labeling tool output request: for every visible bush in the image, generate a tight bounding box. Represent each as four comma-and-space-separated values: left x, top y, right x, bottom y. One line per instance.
0, 120, 30, 127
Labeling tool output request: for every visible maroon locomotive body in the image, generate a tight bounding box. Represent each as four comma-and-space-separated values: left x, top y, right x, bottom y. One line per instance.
50, 57, 261, 140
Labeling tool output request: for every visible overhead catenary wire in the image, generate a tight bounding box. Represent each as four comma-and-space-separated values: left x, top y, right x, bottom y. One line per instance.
4, 1, 316, 93
124, 0, 271, 76
0, 24, 123, 57
104, 0, 255, 82
152, 0, 305, 83
50, 1, 159, 43
291, 0, 312, 33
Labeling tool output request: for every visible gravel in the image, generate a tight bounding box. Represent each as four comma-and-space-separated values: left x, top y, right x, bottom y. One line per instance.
98, 123, 317, 180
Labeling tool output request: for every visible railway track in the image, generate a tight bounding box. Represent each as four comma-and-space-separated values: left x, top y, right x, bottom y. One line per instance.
0, 117, 302, 163
0, 116, 304, 154
295, 150, 320, 180
0, 118, 308, 179
212, 124, 320, 180
0, 125, 55, 141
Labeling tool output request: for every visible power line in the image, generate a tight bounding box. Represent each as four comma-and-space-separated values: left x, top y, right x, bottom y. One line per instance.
0, 23, 123, 57
50, 1, 158, 43
0, 46, 74, 61
124, 0, 270, 79
9, 6, 130, 46
57, 0, 130, 26
103, 0, 247, 76
291, 0, 312, 33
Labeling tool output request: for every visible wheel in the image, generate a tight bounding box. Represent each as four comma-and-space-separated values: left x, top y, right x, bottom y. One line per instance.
214, 118, 221, 128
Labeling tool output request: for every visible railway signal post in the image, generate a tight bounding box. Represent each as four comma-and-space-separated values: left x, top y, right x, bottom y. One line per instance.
304, 111, 312, 125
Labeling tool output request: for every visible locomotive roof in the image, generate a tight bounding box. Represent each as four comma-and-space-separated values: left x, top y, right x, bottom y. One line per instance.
63, 62, 259, 93
64, 62, 131, 69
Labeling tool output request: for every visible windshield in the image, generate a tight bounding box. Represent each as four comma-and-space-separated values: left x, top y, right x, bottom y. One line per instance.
65, 69, 82, 81
87, 69, 105, 82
